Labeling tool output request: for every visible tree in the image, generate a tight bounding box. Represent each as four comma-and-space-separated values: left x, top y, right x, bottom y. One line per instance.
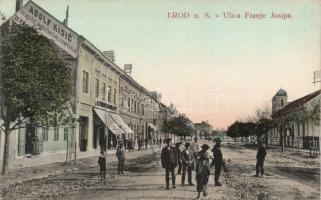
0, 23, 72, 174
164, 114, 194, 140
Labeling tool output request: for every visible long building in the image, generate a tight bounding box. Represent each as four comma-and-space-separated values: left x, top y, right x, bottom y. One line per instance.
0, 0, 161, 168
269, 89, 320, 149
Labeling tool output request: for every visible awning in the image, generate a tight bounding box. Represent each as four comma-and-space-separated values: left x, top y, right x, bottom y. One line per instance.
109, 112, 134, 135
148, 123, 157, 131
94, 108, 133, 138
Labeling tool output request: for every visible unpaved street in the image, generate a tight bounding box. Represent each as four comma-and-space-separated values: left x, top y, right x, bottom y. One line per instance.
1, 143, 319, 200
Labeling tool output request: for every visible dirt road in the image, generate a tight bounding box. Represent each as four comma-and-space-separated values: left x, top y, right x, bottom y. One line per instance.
1, 143, 319, 200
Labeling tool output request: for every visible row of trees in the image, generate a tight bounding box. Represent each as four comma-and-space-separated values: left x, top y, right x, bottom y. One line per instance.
161, 114, 195, 140
227, 102, 320, 151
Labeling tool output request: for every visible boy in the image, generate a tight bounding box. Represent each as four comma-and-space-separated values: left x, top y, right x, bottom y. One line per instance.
98, 150, 106, 180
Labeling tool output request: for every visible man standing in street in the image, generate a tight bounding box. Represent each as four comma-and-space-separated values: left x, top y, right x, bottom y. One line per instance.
175, 142, 182, 174
98, 150, 106, 180
181, 142, 195, 186
212, 137, 223, 186
161, 138, 178, 190
255, 140, 267, 177
116, 143, 125, 175
190, 137, 199, 170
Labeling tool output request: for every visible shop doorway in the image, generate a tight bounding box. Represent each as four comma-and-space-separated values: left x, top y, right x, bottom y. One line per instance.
25, 125, 36, 154
93, 113, 107, 151
79, 116, 89, 152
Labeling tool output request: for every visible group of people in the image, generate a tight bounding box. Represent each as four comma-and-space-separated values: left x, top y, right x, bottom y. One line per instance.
98, 142, 126, 180
161, 136, 267, 199
97, 136, 267, 198
161, 137, 225, 198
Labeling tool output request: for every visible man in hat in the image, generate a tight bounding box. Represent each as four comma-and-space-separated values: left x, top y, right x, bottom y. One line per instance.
175, 142, 182, 174
161, 138, 178, 189
98, 150, 106, 180
196, 144, 212, 198
255, 140, 267, 177
212, 137, 223, 186
181, 142, 195, 186
116, 142, 125, 174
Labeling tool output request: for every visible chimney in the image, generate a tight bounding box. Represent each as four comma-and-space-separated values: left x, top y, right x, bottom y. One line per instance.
16, 0, 23, 12
103, 50, 115, 62
124, 64, 133, 76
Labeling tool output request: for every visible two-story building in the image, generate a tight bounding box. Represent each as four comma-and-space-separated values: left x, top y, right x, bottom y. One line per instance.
0, 0, 135, 168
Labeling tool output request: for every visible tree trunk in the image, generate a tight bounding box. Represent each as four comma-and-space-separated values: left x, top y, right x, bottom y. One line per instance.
2, 124, 10, 175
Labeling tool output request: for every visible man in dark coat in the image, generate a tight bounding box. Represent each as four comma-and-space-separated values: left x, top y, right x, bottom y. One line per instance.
161, 138, 178, 190
98, 150, 106, 180
255, 141, 267, 177
116, 143, 125, 174
196, 144, 212, 198
181, 142, 194, 186
175, 142, 182, 174
212, 137, 223, 186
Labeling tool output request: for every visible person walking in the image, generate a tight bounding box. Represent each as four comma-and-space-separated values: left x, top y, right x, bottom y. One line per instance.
190, 137, 200, 170
161, 138, 178, 190
159, 137, 163, 150
175, 142, 182, 174
145, 137, 148, 150
196, 144, 212, 199
255, 140, 267, 177
116, 143, 125, 174
98, 150, 106, 180
212, 138, 224, 186
181, 142, 194, 186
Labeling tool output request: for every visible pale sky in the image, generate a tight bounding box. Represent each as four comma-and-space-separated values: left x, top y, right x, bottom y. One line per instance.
0, 0, 320, 129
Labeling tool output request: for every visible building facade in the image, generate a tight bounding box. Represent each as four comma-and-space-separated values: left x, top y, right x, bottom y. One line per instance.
269, 89, 320, 150
0, 1, 136, 168
194, 121, 213, 139
118, 73, 160, 146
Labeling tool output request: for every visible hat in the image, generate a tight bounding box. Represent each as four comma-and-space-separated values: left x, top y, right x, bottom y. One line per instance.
100, 150, 105, 154
185, 142, 190, 148
164, 138, 172, 143
201, 144, 210, 150
175, 142, 181, 147
194, 137, 198, 140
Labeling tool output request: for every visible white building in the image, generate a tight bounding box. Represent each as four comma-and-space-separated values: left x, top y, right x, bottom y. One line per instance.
269, 89, 320, 149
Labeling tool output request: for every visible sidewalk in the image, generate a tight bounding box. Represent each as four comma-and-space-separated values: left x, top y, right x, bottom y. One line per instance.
0, 146, 160, 188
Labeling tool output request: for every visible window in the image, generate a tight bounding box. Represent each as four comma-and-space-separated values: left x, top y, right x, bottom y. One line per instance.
281, 99, 284, 106
42, 127, 48, 141
82, 71, 89, 93
107, 86, 112, 103
128, 97, 130, 109
95, 79, 99, 98
54, 127, 59, 141
64, 127, 69, 141
102, 82, 106, 101
113, 88, 117, 105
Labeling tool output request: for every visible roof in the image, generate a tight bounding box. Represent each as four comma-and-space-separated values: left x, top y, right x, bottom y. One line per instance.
272, 88, 287, 100
273, 90, 320, 117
